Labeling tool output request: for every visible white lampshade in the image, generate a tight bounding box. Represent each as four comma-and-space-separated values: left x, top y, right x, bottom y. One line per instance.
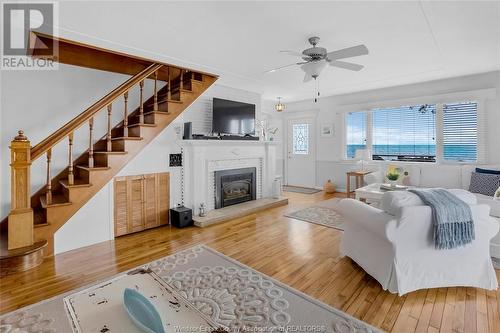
300, 60, 327, 78
355, 149, 372, 161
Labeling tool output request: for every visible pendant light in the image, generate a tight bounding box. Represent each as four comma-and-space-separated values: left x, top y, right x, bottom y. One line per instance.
275, 97, 285, 112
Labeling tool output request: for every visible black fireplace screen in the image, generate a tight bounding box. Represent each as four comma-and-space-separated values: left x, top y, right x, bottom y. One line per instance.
215, 167, 256, 208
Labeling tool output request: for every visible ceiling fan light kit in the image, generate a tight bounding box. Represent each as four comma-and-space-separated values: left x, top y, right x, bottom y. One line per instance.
269, 36, 369, 102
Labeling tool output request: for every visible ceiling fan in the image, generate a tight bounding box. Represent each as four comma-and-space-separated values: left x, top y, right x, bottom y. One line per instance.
266, 37, 369, 82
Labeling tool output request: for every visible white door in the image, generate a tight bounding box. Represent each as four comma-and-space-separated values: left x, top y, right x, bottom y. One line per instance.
286, 118, 315, 187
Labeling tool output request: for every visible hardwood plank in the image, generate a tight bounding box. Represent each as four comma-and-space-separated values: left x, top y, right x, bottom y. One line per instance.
0, 191, 499, 333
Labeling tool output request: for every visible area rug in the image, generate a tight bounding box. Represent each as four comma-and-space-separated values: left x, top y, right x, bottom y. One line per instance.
285, 198, 345, 230
283, 185, 321, 194
0, 245, 380, 333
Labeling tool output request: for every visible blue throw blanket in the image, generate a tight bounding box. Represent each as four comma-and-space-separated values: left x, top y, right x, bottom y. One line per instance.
409, 188, 475, 249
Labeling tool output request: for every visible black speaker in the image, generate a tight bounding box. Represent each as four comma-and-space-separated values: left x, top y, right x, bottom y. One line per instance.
170, 206, 193, 228
183, 122, 192, 140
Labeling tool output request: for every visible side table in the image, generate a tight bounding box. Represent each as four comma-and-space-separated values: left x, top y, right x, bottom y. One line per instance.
346, 170, 372, 198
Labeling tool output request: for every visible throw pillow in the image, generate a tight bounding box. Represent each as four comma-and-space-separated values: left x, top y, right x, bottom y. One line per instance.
495, 186, 500, 201
469, 172, 500, 196
476, 167, 500, 175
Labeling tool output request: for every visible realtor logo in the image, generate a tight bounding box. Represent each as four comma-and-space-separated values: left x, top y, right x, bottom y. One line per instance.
1, 2, 58, 70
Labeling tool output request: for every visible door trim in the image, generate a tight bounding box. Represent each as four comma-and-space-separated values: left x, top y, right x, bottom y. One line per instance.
284, 112, 317, 187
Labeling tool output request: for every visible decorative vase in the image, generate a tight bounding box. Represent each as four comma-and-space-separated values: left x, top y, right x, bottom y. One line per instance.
402, 172, 411, 186
324, 179, 335, 193
389, 180, 398, 188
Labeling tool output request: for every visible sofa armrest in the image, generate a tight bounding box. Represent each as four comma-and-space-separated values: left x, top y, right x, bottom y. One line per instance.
337, 199, 396, 240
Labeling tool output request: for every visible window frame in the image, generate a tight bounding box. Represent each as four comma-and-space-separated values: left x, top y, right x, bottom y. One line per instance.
343, 96, 488, 164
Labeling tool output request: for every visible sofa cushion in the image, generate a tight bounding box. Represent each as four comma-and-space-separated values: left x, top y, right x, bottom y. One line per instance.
469, 172, 500, 196
474, 193, 500, 217
476, 167, 500, 175
381, 189, 477, 216
462, 164, 500, 190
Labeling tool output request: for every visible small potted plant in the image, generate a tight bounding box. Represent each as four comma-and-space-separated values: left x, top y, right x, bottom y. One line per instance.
386, 166, 402, 187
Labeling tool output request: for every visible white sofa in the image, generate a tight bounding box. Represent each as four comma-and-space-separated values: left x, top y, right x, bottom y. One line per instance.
365, 163, 500, 217
337, 191, 499, 295
365, 163, 500, 256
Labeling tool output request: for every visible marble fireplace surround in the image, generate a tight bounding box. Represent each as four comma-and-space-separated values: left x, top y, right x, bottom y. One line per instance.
180, 140, 278, 216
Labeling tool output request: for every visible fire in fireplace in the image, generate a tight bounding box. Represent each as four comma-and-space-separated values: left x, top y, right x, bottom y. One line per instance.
215, 167, 256, 208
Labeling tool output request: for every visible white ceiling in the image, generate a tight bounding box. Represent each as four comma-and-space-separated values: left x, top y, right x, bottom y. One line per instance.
57, 1, 500, 102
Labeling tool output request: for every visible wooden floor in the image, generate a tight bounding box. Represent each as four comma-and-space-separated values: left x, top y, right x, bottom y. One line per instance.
1, 191, 499, 332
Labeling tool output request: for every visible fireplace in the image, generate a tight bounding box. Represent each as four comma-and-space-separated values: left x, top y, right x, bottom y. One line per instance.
215, 167, 256, 209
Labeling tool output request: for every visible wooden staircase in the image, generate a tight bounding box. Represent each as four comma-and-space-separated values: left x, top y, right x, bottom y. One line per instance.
1, 56, 217, 274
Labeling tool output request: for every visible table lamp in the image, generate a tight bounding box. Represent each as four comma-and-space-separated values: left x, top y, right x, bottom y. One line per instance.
355, 148, 372, 171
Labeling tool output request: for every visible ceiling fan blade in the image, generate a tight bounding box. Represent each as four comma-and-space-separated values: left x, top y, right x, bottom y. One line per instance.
263, 62, 307, 74
328, 60, 364, 71
327, 44, 369, 60
279, 50, 305, 57
303, 73, 313, 82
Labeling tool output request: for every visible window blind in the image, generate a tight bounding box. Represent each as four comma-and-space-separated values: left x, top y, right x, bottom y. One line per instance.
443, 101, 478, 162
346, 111, 366, 158
371, 105, 436, 162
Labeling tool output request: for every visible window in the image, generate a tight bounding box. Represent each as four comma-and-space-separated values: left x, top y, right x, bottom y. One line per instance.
346, 111, 367, 158
345, 101, 481, 163
292, 123, 309, 154
443, 101, 477, 162
372, 104, 436, 162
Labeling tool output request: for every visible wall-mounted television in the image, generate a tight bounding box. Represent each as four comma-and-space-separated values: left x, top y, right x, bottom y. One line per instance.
212, 98, 255, 135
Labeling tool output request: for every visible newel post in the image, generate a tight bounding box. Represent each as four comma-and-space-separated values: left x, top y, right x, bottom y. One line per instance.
8, 130, 34, 250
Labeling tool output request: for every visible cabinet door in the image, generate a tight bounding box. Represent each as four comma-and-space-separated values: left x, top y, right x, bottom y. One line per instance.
144, 174, 158, 229
114, 177, 128, 236
157, 173, 170, 225
128, 176, 144, 233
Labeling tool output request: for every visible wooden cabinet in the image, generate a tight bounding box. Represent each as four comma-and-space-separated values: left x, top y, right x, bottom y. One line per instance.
114, 172, 169, 237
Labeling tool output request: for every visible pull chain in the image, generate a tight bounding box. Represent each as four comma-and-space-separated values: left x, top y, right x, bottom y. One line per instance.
314, 77, 321, 103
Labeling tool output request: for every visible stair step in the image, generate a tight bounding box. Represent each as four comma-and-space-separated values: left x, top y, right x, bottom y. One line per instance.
76, 165, 111, 172
127, 123, 157, 128
111, 136, 143, 141
93, 151, 128, 155
152, 97, 182, 104
59, 179, 92, 189
34, 222, 50, 228
179, 88, 193, 94
143, 111, 170, 116
40, 194, 72, 208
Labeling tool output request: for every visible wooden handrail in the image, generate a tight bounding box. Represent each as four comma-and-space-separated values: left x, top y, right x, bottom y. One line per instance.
30, 63, 163, 161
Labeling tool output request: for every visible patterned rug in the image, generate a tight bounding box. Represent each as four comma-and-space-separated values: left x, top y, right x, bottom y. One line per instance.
283, 185, 321, 194
0, 245, 380, 333
285, 199, 345, 230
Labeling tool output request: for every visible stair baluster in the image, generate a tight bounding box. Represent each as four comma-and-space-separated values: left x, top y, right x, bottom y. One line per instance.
88, 117, 94, 168
167, 68, 171, 100
46, 148, 52, 205
123, 92, 129, 137
68, 132, 74, 185
180, 69, 184, 90
139, 80, 144, 124
107, 104, 112, 152
153, 71, 158, 111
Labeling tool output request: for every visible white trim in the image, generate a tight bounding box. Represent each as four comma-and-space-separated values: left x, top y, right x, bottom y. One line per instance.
336, 88, 496, 113
435, 103, 444, 164
284, 115, 317, 187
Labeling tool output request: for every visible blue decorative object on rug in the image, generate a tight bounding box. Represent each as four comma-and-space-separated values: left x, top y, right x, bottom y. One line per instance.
469, 172, 500, 196
123, 288, 165, 333
475, 167, 500, 175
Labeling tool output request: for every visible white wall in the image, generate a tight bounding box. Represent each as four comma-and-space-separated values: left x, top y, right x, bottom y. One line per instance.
269, 71, 500, 190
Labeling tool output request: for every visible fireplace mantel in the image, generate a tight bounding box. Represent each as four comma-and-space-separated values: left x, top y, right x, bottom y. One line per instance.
179, 140, 278, 216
